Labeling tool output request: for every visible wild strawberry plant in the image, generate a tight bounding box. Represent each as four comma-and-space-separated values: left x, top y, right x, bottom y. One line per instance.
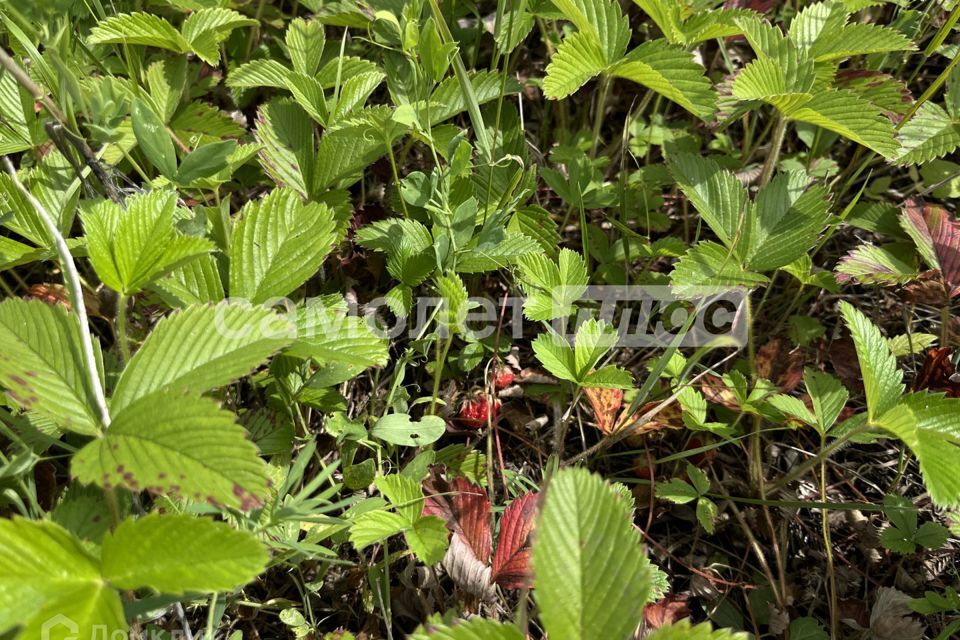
1, 0, 959, 638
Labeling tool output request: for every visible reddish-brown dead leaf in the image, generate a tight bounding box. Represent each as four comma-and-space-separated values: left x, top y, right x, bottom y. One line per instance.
584, 386, 623, 434
899, 269, 951, 306
826, 337, 864, 394
755, 338, 805, 392
490, 492, 539, 589
622, 401, 685, 436
422, 467, 492, 564
913, 347, 960, 398
700, 374, 740, 409
644, 594, 691, 629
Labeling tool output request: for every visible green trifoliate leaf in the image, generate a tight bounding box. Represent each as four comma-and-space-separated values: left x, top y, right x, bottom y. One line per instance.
655, 478, 699, 504
668, 154, 747, 250
0, 518, 126, 640
647, 620, 749, 640
408, 617, 525, 640
285, 18, 325, 76
349, 511, 408, 550
376, 474, 425, 524
670, 242, 769, 293
356, 217, 435, 287
132, 98, 178, 178
0, 298, 103, 435
533, 468, 652, 640
532, 319, 633, 389
875, 393, 960, 508
573, 318, 619, 379
783, 90, 900, 158
805, 369, 849, 433
73, 393, 271, 510
287, 298, 389, 369
111, 302, 292, 412
180, 9, 257, 65
102, 513, 268, 593
82, 189, 213, 296
405, 515, 449, 565
517, 248, 588, 321
89, 12, 189, 52
543, 31, 609, 100
531, 331, 578, 383
229, 188, 338, 304
609, 40, 716, 119
895, 102, 960, 166
838, 301, 903, 421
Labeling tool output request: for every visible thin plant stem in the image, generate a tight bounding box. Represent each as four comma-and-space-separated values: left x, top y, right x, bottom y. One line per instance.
205, 592, 219, 640
430, 336, 453, 415
590, 75, 612, 159
820, 437, 839, 640
767, 423, 873, 493
116, 294, 132, 364
2, 156, 111, 428
758, 115, 787, 189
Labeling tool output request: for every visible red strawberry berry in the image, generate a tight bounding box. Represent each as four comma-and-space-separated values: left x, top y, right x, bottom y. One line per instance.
458, 394, 501, 429
493, 365, 515, 389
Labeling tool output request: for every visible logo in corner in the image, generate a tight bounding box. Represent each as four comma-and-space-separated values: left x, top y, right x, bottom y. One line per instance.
41, 614, 79, 640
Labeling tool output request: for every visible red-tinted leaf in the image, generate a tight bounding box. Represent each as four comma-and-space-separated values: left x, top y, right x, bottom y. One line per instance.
914, 347, 960, 398
423, 468, 492, 564
902, 199, 960, 297
490, 492, 539, 589
644, 594, 691, 629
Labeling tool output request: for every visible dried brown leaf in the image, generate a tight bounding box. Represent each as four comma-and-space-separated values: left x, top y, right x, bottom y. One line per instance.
584, 386, 623, 434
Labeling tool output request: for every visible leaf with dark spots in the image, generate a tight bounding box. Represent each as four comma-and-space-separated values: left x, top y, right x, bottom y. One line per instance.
584, 386, 623, 434
422, 467, 492, 564
72, 393, 269, 511
491, 492, 539, 589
